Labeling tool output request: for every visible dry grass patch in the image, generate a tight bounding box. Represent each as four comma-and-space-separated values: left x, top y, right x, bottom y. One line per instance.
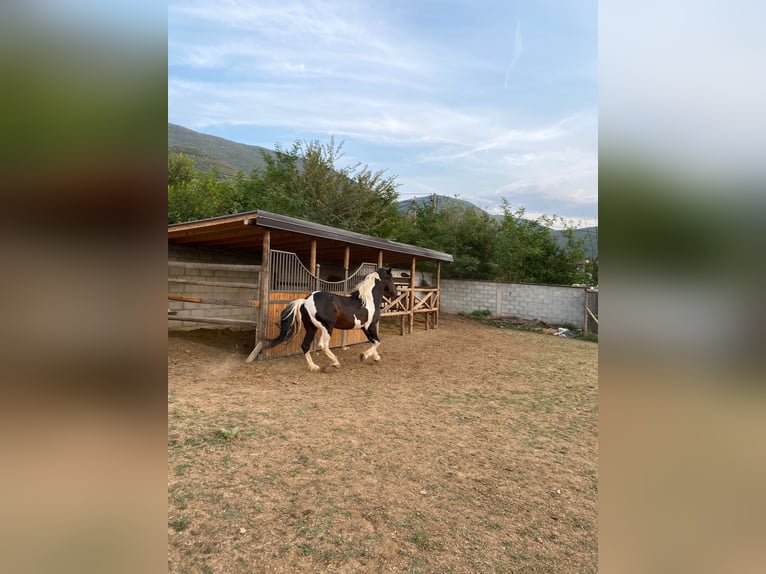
168, 314, 597, 573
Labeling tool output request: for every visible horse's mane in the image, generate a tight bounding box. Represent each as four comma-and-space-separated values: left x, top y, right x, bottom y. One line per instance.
354, 272, 380, 302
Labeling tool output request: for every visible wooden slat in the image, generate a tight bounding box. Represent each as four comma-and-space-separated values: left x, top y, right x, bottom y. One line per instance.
167, 315, 258, 327
168, 293, 260, 307
413, 292, 434, 310
168, 261, 262, 272
168, 278, 259, 289
245, 341, 263, 363
381, 291, 409, 313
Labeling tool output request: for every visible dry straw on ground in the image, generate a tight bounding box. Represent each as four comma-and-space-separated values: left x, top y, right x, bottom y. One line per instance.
168, 314, 597, 573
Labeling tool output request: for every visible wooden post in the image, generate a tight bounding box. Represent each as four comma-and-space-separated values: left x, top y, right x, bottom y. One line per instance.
342, 246, 350, 348
435, 261, 441, 329
343, 246, 350, 277
409, 257, 416, 334
583, 289, 589, 335
251, 229, 271, 362
377, 250, 383, 268
310, 239, 317, 276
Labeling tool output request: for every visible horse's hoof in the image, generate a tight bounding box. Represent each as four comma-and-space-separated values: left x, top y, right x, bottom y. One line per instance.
373, 356, 381, 362
332, 362, 340, 369
359, 353, 366, 362
308, 365, 320, 372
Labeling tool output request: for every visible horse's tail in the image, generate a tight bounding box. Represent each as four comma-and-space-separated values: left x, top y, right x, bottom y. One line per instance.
263, 298, 306, 349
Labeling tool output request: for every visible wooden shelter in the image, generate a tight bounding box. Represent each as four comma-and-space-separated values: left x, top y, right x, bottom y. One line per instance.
168, 210, 453, 361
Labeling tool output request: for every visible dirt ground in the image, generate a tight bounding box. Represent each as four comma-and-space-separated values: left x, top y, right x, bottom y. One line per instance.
168, 314, 598, 573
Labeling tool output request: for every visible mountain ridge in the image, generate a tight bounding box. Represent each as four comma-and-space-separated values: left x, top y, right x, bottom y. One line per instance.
169, 123, 276, 177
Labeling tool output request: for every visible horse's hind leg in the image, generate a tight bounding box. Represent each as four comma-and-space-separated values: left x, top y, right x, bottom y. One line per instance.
321, 343, 340, 368
300, 325, 320, 372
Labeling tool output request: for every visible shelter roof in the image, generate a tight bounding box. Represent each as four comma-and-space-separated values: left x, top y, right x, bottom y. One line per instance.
168, 210, 453, 265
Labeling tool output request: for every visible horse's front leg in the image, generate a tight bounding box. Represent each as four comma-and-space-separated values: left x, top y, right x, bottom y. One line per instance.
360, 323, 381, 362
317, 323, 340, 368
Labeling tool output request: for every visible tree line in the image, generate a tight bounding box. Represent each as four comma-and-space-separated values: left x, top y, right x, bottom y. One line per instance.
168, 140, 595, 285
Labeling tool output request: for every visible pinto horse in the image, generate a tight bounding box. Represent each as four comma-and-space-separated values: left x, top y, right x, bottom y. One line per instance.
265, 268, 397, 371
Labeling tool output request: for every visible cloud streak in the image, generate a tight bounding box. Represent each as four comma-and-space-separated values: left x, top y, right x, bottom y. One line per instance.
504, 20, 523, 88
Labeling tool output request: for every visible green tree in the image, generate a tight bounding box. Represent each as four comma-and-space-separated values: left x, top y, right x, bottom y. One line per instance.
168, 167, 247, 224
394, 199, 498, 280
493, 200, 587, 284
237, 138, 401, 236
168, 153, 195, 187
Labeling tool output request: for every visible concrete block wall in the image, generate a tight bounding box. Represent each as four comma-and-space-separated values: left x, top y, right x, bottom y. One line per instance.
168, 244, 261, 331
441, 279, 586, 328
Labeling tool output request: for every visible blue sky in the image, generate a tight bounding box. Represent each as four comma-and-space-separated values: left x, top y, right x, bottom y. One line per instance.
169, 0, 597, 227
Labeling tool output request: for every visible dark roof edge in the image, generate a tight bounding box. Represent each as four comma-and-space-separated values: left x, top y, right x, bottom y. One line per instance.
254, 210, 453, 262
168, 209, 259, 228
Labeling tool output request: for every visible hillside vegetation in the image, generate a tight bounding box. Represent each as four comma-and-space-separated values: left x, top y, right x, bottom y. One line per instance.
169, 123, 275, 177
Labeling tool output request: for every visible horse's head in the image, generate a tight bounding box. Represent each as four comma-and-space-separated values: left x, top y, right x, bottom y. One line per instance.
378, 268, 397, 299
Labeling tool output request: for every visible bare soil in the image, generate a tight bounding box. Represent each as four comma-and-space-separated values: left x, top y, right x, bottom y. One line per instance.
168, 314, 598, 573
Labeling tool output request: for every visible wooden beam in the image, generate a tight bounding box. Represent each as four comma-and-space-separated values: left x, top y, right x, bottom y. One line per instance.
245, 341, 263, 363
435, 261, 441, 329
167, 278, 259, 289
167, 224, 256, 242
168, 213, 251, 234
342, 245, 350, 347
256, 230, 271, 360
167, 316, 258, 327
310, 239, 317, 275
583, 291, 589, 335
380, 311, 412, 318
168, 261, 262, 272
378, 250, 384, 268
167, 293, 260, 307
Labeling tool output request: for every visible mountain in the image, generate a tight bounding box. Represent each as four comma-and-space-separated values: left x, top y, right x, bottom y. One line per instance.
396, 194, 483, 215
168, 123, 275, 177
552, 226, 598, 261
